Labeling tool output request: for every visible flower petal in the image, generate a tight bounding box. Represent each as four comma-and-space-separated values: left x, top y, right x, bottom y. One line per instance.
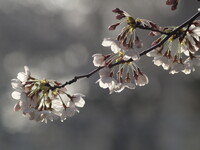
14, 102, 21, 111
24, 66, 31, 76
11, 91, 22, 100
11, 79, 22, 89
102, 38, 114, 47
73, 94, 85, 107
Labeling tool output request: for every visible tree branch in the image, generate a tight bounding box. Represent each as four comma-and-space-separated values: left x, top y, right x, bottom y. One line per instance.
140, 11, 200, 56
53, 10, 200, 89
136, 25, 169, 35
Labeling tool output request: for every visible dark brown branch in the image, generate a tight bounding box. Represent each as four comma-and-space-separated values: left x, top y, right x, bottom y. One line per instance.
136, 24, 169, 35
53, 67, 103, 89
53, 10, 200, 89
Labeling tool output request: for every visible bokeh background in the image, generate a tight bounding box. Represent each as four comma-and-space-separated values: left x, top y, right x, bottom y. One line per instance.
1, 0, 200, 150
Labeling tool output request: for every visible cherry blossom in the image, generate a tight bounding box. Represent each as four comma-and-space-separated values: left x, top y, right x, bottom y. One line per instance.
147, 21, 200, 74
11, 66, 85, 123
109, 8, 161, 49
92, 54, 107, 67
93, 39, 148, 93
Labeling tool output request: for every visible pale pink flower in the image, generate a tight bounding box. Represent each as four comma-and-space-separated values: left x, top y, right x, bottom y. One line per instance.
169, 62, 185, 74
11, 66, 85, 123
60, 94, 85, 121
134, 69, 149, 86
96, 67, 138, 94
147, 21, 200, 74
17, 66, 30, 84
113, 82, 136, 93
92, 54, 106, 67
95, 38, 147, 93
146, 49, 162, 57
123, 49, 140, 61
102, 38, 121, 54
183, 55, 200, 74
97, 67, 117, 90
71, 93, 85, 108
102, 38, 140, 61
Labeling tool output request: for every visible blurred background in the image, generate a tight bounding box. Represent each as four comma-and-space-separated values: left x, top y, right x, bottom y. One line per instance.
1, 0, 200, 150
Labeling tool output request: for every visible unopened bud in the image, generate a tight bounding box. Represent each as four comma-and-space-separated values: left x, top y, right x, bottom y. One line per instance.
112, 8, 124, 14
108, 23, 120, 30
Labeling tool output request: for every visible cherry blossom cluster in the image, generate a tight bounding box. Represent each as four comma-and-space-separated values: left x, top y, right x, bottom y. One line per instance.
11, 66, 85, 123
93, 38, 148, 94
147, 21, 200, 74
108, 8, 161, 49
107, 8, 200, 75
10, 3, 200, 123
92, 7, 200, 94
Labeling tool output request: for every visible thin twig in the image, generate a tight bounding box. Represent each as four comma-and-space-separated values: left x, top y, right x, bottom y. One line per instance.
53, 67, 103, 89
137, 25, 169, 35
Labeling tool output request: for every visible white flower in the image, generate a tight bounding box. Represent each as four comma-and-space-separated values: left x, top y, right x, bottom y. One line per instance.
183, 55, 200, 74
162, 57, 173, 70
11, 90, 24, 100
97, 74, 117, 90
146, 49, 162, 57
92, 54, 106, 67
60, 94, 85, 121
71, 93, 85, 108
134, 71, 149, 86
147, 22, 200, 75
183, 62, 195, 74
11, 66, 86, 123
169, 62, 185, 74
11, 79, 22, 90
189, 24, 200, 40
17, 66, 30, 84
60, 107, 78, 121
185, 34, 199, 53
96, 38, 147, 93
113, 82, 136, 93
147, 49, 174, 70
96, 66, 148, 93
123, 49, 140, 61
180, 44, 189, 56
96, 67, 118, 92
153, 56, 163, 67
102, 38, 141, 61
102, 38, 121, 54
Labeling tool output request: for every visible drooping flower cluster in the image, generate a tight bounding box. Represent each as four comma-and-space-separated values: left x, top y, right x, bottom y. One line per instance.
109, 8, 161, 49
11, 66, 85, 123
147, 21, 200, 74
92, 8, 165, 93
93, 38, 148, 93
